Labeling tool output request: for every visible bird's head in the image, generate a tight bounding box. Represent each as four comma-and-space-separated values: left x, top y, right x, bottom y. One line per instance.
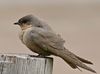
14, 14, 49, 30
14, 15, 34, 30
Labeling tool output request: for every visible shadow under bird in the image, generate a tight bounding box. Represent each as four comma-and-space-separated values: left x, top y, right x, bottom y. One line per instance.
14, 14, 96, 73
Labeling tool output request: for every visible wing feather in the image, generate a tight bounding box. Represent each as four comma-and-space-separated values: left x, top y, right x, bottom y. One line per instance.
30, 27, 65, 50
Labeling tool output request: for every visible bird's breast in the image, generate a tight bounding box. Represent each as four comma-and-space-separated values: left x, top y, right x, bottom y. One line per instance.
19, 27, 51, 55
21, 28, 34, 46
19, 28, 41, 52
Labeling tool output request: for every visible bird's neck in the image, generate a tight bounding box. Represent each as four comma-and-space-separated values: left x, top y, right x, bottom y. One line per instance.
20, 24, 32, 30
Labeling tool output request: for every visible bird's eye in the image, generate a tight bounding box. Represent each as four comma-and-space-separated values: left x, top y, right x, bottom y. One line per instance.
37, 25, 42, 28
23, 20, 28, 23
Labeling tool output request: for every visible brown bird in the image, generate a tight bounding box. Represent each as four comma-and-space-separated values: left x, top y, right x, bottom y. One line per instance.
14, 14, 96, 73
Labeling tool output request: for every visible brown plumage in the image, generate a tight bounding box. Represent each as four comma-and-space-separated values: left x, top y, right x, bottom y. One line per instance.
14, 15, 96, 73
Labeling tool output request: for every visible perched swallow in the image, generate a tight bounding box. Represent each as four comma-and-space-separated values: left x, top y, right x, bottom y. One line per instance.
14, 15, 96, 73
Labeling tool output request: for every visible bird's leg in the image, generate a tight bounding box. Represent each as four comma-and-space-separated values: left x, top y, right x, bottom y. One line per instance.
37, 54, 46, 58
28, 55, 37, 57
29, 54, 46, 58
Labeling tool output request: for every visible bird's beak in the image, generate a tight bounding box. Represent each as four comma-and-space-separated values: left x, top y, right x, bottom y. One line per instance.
14, 22, 19, 25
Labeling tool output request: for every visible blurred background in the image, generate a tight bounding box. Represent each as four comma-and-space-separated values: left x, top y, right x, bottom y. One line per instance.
0, 0, 100, 74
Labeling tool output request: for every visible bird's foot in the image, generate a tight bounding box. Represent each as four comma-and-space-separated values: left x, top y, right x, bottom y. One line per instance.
37, 54, 46, 58
29, 54, 46, 58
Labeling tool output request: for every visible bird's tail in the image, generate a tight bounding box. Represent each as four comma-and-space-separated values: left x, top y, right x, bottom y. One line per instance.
56, 48, 96, 73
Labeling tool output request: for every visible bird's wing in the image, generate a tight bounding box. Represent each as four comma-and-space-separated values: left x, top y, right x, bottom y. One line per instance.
30, 28, 96, 73
30, 27, 65, 51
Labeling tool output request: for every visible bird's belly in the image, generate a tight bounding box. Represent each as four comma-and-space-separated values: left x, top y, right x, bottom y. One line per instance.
22, 31, 50, 56
25, 40, 50, 56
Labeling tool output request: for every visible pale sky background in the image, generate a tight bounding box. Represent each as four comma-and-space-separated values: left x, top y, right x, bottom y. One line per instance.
0, 0, 100, 74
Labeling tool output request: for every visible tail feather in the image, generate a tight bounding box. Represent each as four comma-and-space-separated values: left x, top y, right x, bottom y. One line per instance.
63, 59, 77, 69
67, 50, 93, 64
57, 49, 96, 73
75, 55, 93, 64
64, 60, 83, 72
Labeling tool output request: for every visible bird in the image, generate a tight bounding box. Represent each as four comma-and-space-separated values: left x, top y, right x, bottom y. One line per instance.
14, 14, 96, 73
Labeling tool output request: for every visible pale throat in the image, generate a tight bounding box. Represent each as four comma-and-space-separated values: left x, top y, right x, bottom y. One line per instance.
20, 24, 32, 30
